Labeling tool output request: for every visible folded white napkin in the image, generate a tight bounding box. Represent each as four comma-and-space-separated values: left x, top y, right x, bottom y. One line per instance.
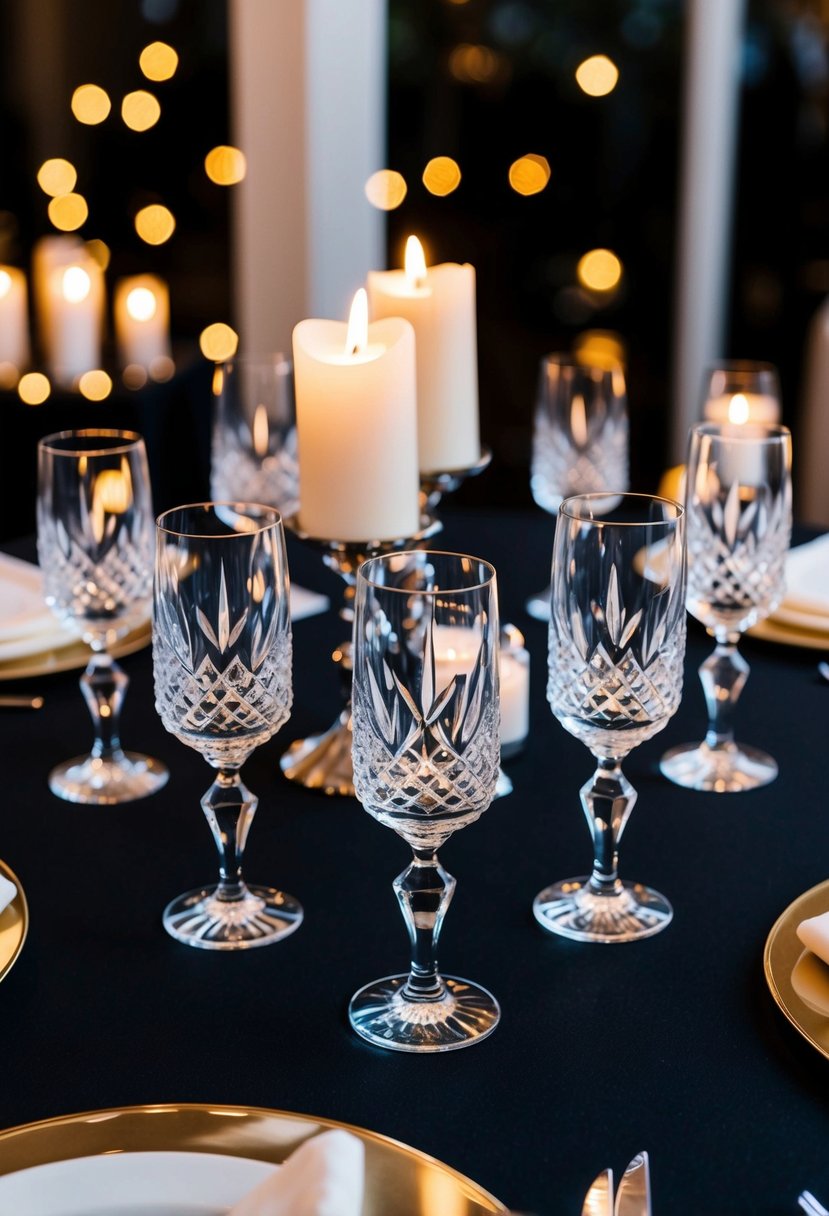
783, 534, 829, 617
0, 872, 17, 916
228, 1129, 364, 1216
797, 909, 829, 967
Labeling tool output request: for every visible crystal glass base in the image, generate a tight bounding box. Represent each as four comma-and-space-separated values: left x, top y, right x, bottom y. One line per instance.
660, 740, 778, 792
348, 974, 500, 1053
163, 883, 303, 950
533, 877, 673, 943
48, 751, 169, 805
525, 584, 552, 621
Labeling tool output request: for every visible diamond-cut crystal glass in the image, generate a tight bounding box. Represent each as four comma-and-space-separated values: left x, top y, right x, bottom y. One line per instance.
660, 422, 792, 793
153, 502, 301, 949
37, 429, 168, 804
535, 493, 686, 943
527, 354, 629, 620
350, 550, 501, 1051
211, 354, 299, 517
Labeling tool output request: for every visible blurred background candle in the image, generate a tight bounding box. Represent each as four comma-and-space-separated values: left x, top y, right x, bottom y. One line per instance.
367, 235, 480, 473
114, 274, 171, 375
0, 266, 30, 381
432, 622, 530, 753
46, 259, 104, 386
292, 288, 420, 540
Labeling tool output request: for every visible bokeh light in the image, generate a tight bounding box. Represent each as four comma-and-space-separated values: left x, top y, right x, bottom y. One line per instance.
508, 154, 551, 196
205, 145, 247, 186
139, 41, 179, 81
48, 193, 88, 231
123, 364, 149, 390
575, 55, 620, 98
79, 370, 113, 401
199, 323, 239, 361
574, 329, 627, 371
150, 354, 175, 382
364, 169, 407, 210
423, 157, 461, 196
577, 248, 623, 292
18, 372, 51, 405
448, 44, 502, 84
85, 239, 111, 270
135, 204, 175, 245
0, 363, 19, 389
121, 90, 161, 132
71, 84, 111, 125
37, 159, 77, 198
126, 287, 158, 321
62, 266, 91, 303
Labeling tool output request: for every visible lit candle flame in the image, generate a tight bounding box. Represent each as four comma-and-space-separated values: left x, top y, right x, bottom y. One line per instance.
252, 403, 269, 457
126, 286, 157, 322
62, 266, 91, 303
345, 287, 369, 357
727, 393, 750, 425
404, 235, 427, 288
570, 393, 588, 446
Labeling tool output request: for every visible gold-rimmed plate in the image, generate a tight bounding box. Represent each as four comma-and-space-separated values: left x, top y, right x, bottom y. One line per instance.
0, 859, 28, 985
0, 1103, 506, 1214
748, 617, 829, 652
764, 877, 829, 1060
0, 621, 151, 682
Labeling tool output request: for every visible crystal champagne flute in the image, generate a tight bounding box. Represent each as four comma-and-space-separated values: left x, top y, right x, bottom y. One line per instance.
527, 355, 629, 620
153, 503, 301, 948
660, 422, 792, 792
36, 429, 168, 803
350, 550, 501, 1051
535, 493, 686, 942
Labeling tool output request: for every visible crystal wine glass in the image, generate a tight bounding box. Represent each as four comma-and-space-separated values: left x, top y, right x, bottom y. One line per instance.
153, 503, 302, 949
211, 353, 299, 517
660, 422, 792, 792
534, 493, 686, 943
526, 354, 629, 620
350, 550, 501, 1051
37, 429, 168, 804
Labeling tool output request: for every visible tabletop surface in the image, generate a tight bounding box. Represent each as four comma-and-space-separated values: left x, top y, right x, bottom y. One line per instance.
0, 507, 827, 1215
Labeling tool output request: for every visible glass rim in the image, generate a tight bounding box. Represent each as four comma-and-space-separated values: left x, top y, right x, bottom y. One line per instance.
692, 421, 791, 444
156, 501, 284, 539
540, 351, 623, 374
219, 353, 292, 370
703, 359, 778, 375
357, 549, 497, 595
559, 491, 684, 526
38, 429, 145, 457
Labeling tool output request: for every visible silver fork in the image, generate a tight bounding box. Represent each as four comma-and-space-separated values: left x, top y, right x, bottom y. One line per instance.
799, 1192, 829, 1216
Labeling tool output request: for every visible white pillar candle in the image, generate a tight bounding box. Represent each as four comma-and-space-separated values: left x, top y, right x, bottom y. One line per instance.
704, 391, 779, 426
0, 266, 30, 374
292, 289, 420, 541
114, 274, 171, 373
431, 623, 529, 749
367, 236, 480, 473
42, 256, 104, 386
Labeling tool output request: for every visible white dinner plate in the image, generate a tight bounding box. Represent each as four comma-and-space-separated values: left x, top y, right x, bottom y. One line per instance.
0, 1150, 276, 1215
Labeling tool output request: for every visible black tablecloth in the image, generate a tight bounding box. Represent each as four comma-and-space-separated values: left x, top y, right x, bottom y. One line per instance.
0, 508, 828, 1215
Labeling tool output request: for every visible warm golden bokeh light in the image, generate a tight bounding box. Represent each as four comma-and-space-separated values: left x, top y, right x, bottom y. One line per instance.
37, 159, 77, 198
79, 370, 113, 401
18, 372, 51, 405
423, 156, 462, 196
448, 43, 502, 84
48, 193, 89, 232
71, 84, 111, 125
122, 91, 161, 132
199, 323, 239, 362
135, 204, 175, 245
62, 266, 91, 303
123, 364, 149, 391
85, 239, 111, 270
204, 145, 247, 186
150, 355, 175, 382
364, 169, 407, 210
126, 286, 158, 322
577, 248, 623, 292
139, 41, 179, 82
575, 54, 620, 98
574, 329, 627, 371
508, 154, 551, 196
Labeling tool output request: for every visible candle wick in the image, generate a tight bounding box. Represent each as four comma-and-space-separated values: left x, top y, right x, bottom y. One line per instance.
351, 344, 359, 357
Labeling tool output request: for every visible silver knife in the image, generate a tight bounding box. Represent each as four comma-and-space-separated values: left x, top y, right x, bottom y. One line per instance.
614, 1152, 651, 1216
582, 1168, 613, 1216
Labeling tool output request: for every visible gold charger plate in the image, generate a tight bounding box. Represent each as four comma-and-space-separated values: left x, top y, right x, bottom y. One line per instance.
0, 859, 28, 985
0, 621, 151, 682
764, 877, 829, 1061
0, 1103, 506, 1214
748, 616, 829, 652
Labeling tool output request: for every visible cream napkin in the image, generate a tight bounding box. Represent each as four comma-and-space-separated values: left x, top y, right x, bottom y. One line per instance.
228, 1129, 364, 1216
783, 535, 829, 617
796, 910, 829, 967
0, 872, 17, 915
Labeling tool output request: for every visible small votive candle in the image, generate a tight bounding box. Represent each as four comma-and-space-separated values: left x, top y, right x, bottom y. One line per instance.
0, 265, 30, 377
114, 274, 171, 375
432, 622, 530, 756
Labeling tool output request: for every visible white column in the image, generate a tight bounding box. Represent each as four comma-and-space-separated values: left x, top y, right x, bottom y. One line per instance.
229, 0, 385, 355
670, 0, 747, 462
